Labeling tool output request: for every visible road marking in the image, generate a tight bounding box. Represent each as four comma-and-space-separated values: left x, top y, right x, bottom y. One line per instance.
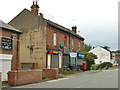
46, 78, 69, 83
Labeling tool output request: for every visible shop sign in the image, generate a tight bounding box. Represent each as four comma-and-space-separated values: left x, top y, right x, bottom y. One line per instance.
77, 53, 85, 59
53, 51, 58, 54
12, 34, 16, 39
70, 52, 77, 57
1, 37, 12, 50
49, 51, 58, 54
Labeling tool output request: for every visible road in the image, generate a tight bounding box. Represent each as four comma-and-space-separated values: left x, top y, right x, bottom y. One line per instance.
7, 69, 119, 88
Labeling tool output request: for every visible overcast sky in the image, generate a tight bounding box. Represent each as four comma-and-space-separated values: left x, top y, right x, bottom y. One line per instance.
0, 0, 119, 51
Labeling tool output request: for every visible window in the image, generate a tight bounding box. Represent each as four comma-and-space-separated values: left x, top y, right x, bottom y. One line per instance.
64, 36, 67, 48
72, 38, 74, 49
79, 40, 81, 51
54, 33, 57, 46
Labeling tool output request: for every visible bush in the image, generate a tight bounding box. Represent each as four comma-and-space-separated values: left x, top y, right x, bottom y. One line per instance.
96, 62, 113, 70
91, 64, 100, 70
42, 72, 49, 79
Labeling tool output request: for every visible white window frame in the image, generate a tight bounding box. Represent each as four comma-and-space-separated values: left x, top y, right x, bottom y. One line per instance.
72, 38, 74, 49
79, 40, 81, 51
54, 33, 57, 46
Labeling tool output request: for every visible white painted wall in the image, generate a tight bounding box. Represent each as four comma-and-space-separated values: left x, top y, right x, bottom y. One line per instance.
0, 54, 12, 81
89, 46, 111, 64
59, 52, 62, 68
47, 54, 51, 69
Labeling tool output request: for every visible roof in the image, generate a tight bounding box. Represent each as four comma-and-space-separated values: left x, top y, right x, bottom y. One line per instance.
46, 20, 84, 40
0, 20, 22, 33
91, 46, 111, 52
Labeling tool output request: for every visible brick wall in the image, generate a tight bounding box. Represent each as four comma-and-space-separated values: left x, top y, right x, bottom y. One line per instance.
9, 10, 47, 69
8, 70, 42, 86
47, 26, 84, 52
0, 72, 1, 89
43, 69, 58, 79
0, 28, 20, 70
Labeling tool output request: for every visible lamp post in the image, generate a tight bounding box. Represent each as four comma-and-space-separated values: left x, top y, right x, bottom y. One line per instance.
100, 61, 102, 70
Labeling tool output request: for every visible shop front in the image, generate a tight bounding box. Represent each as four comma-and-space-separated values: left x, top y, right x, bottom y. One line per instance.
47, 50, 62, 69
77, 52, 85, 70
70, 52, 77, 69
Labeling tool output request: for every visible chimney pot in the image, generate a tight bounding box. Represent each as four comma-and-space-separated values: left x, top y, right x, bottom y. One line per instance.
72, 26, 77, 33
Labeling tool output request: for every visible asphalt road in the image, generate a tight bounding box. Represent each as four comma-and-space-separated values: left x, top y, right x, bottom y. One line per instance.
9, 69, 119, 88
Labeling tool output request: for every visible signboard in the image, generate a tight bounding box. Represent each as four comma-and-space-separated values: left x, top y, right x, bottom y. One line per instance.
49, 51, 58, 54
77, 53, 85, 59
1, 37, 12, 50
70, 52, 77, 57
12, 34, 16, 39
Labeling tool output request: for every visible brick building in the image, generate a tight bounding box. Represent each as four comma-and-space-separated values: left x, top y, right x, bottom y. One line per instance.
9, 1, 85, 69
0, 20, 22, 81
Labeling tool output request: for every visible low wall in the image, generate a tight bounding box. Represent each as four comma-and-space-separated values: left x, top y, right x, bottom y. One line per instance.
0, 72, 1, 89
8, 70, 42, 86
43, 69, 58, 79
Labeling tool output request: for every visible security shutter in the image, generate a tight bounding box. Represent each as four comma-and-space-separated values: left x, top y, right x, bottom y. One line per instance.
51, 54, 59, 68
63, 55, 69, 67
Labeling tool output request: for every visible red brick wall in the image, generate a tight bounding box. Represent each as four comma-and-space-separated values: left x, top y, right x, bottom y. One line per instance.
115, 55, 120, 66
33, 63, 38, 69
0, 72, 1, 89
47, 26, 84, 52
8, 70, 42, 86
0, 29, 21, 70
43, 69, 58, 79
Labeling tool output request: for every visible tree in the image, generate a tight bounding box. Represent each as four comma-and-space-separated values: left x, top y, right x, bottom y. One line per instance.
84, 51, 97, 70
84, 43, 92, 52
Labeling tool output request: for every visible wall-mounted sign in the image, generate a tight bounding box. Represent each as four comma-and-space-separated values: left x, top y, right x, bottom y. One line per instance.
60, 44, 64, 49
53, 51, 58, 54
77, 53, 85, 59
12, 34, 16, 39
1, 37, 12, 50
49, 51, 58, 54
70, 52, 77, 57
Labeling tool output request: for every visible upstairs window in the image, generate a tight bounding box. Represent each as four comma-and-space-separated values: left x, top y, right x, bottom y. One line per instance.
72, 38, 74, 49
64, 36, 67, 48
54, 33, 57, 46
79, 40, 81, 51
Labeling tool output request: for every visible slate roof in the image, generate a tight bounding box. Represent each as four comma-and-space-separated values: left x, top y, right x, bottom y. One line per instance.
0, 20, 22, 33
46, 20, 84, 40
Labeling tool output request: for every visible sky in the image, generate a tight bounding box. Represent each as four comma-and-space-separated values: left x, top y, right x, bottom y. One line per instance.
0, 0, 119, 51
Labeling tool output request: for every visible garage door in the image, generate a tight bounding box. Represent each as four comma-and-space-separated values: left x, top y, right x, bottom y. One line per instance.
63, 55, 69, 67
0, 54, 12, 81
2, 60, 11, 81
51, 54, 59, 68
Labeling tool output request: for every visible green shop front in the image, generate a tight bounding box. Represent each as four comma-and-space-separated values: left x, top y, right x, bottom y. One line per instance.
70, 52, 77, 69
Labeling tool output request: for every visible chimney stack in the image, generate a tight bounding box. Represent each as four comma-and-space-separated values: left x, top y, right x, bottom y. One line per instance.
31, 0, 39, 15
72, 26, 77, 33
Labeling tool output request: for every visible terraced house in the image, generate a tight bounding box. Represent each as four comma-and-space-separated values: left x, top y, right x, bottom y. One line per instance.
9, 1, 85, 70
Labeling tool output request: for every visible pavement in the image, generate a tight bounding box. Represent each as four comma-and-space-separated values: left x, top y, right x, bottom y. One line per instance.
3, 69, 119, 89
